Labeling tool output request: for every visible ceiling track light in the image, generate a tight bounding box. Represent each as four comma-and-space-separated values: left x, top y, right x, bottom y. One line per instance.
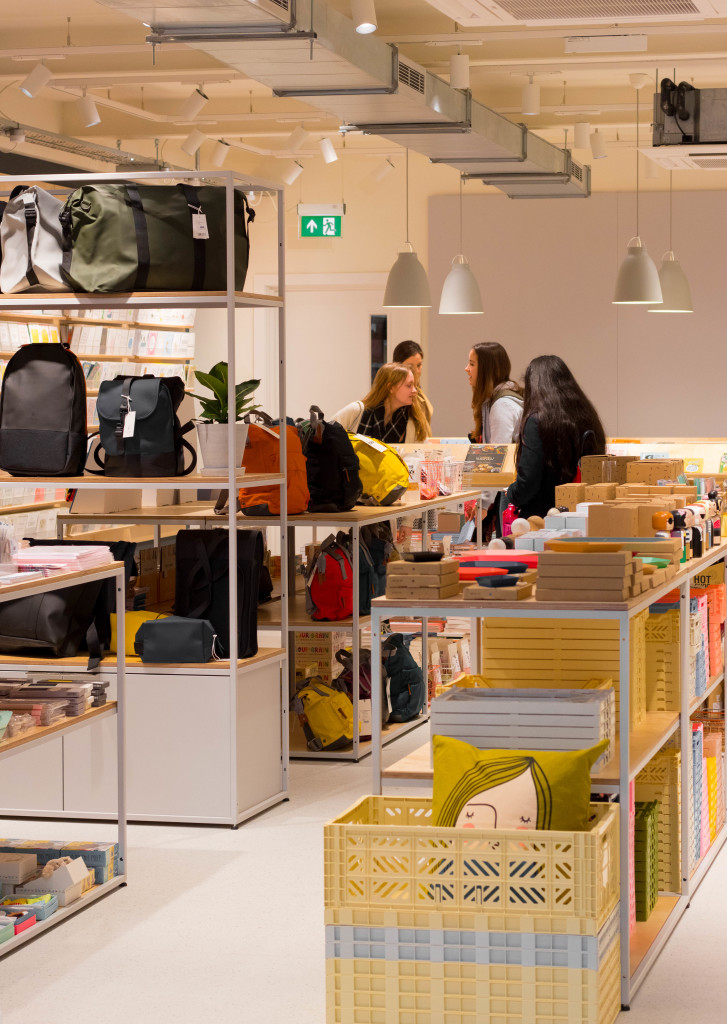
181, 128, 206, 157
384, 149, 431, 309
590, 127, 607, 159
286, 125, 310, 152
351, 0, 377, 34
649, 171, 693, 313
76, 89, 100, 128
178, 86, 208, 121
449, 52, 470, 91
613, 82, 662, 306
319, 136, 338, 164
521, 74, 540, 116
439, 175, 483, 315
282, 160, 304, 186
19, 61, 52, 99
211, 139, 230, 168
3, 127, 26, 145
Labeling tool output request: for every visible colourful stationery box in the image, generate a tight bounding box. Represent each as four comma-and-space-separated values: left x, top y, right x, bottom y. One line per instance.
0, 852, 37, 885
61, 842, 119, 883
0, 918, 14, 945
0, 893, 58, 922
6, 908, 36, 935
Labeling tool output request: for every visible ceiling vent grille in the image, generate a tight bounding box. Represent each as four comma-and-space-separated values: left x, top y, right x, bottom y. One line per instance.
495, 0, 699, 19
571, 160, 583, 181
269, 0, 290, 9
691, 154, 727, 168
399, 62, 425, 95
640, 144, 727, 170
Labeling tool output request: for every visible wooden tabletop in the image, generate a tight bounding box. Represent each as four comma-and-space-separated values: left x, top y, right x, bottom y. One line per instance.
0, 701, 117, 755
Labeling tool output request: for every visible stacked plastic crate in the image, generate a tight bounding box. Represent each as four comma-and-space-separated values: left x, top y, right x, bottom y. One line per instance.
645, 604, 680, 713
634, 801, 659, 922
691, 723, 704, 870
690, 593, 710, 700
635, 747, 682, 894
704, 584, 725, 679
324, 797, 621, 1024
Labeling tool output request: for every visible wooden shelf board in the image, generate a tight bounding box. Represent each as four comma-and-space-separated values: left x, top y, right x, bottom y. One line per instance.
0, 701, 117, 755
0, 351, 192, 364
0, 291, 282, 311
690, 672, 725, 714
0, 501, 66, 516
0, 472, 271, 489
0, 646, 285, 672
0, 311, 193, 330
630, 895, 681, 978
290, 716, 423, 757
0, 562, 123, 601
258, 594, 370, 631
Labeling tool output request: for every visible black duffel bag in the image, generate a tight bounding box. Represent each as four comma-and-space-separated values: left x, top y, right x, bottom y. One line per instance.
0, 582, 106, 664
59, 183, 254, 293
174, 528, 263, 660
90, 375, 197, 478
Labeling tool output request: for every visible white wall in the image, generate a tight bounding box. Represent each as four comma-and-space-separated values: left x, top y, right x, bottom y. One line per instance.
427, 190, 726, 438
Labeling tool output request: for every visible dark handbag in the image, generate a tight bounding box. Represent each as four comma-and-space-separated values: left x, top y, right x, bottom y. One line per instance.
91, 375, 197, 478
59, 183, 254, 293
134, 616, 216, 663
174, 528, 263, 659
0, 581, 106, 664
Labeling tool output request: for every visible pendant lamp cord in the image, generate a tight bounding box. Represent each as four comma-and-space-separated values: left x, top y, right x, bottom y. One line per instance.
405, 148, 410, 245
669, 170, 673, 251
635, 88, 640, 237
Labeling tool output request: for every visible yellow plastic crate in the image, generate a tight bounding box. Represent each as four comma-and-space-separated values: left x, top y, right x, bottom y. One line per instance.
635, 749, 681, 894
324, 798, 619, 928
326, 908, 621, 1024
707, 757, 719, 843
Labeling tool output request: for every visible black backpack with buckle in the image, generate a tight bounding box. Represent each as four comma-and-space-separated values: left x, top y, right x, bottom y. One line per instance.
297, 405, 362, 512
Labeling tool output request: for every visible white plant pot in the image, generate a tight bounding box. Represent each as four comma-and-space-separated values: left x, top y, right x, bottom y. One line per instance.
195, 421, 249, 476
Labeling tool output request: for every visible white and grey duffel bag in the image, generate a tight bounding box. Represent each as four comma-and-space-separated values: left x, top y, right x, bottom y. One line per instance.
0, 185, 70, 293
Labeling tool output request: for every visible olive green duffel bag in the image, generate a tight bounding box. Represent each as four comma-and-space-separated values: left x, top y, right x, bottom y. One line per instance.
59, 182, 254, 293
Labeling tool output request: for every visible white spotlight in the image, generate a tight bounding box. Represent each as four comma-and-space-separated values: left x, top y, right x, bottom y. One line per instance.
449, 53, 470, 90
181, 128, 206, 157
19, 62, 52, 98
178, 86, 208, 120
76, 90, 100, 128
211, 140, 230, 168
574, 122, 590, 149
287, 125, 310, 152
282, 161, 304, 186
522, 75, 540, 116
351, 0, 377, 33
319, 137, 338, 164
590, 127, 607, 159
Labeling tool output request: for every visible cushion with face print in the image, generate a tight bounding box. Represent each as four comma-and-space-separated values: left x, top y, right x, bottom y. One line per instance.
432, 735, 609, 831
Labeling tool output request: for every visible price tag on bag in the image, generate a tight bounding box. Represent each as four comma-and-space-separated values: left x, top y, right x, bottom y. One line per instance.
122, 411, 136, 438
192, 213, 209, 239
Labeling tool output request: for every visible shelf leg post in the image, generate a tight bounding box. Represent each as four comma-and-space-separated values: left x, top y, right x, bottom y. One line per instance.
476, 494, 483, 548
421, 509, 429, 708
352, 524, 360, 760
680, 579, 691, 898
618, 610, 631, 1009
371, 606, 383, 794
277, 179, 289, 797
115, 567, 127, 879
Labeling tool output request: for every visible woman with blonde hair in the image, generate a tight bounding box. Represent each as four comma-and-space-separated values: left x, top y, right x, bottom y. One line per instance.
332, 363, 429, 443
466, 341, 523, 444
391, 339, 433, 435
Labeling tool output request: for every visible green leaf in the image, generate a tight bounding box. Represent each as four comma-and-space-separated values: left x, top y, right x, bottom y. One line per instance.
193, 370, 229, 406
209, 361, 228, 383
235, 379, 260, 398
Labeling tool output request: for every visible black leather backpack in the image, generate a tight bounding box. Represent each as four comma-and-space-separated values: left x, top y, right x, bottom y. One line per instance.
0, 342, 87, 476
297, 405, 362, 512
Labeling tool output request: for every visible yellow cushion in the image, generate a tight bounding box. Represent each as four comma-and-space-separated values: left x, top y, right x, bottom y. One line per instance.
110, 611, 168, 657
432, 735, 608, 831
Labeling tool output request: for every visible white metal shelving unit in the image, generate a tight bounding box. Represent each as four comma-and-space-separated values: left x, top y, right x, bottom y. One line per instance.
0, 561, 127, 956
368, 539, 727, 1010
0, 170, 289, 828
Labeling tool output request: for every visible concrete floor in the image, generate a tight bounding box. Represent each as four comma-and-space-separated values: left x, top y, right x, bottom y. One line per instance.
0, 721, 723, 1024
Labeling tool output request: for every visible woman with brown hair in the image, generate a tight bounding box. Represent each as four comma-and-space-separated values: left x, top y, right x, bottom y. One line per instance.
332, 363, 429, 443
391, 339, 433, 435
466, 341, 523, 444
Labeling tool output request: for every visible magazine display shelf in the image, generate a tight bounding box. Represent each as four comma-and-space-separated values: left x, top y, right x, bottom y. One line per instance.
367, 540, 727, 1009
0, 562, 127, 957
0, 169, 289, 828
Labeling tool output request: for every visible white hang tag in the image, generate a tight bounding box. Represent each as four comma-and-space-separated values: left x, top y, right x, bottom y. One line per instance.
122, 411, 136, 438
192, 213, 209, 239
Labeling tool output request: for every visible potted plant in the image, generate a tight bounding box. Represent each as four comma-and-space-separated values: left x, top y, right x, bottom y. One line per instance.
190, 361, 261, 474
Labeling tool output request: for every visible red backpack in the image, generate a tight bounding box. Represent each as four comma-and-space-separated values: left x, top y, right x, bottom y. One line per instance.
305, 533, 353, 621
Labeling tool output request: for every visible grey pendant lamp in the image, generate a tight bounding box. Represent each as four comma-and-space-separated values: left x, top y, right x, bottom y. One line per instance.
439, 175, 484, 314
613, 81, 663, 305
648, 172, 693, 313
384, 149, 431, 308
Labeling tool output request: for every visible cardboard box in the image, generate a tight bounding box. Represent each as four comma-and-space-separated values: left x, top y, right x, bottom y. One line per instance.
554, 483, 585, 510
388, 558, 459, 577
626, 459, 684, 484
386, 581, 461, 600
16, 857, 91, 907
587, 504, 639, 538
294, 630, 350, 685
580, 455, 638, 485
539, 551, 635, 567
385, 569, 459, 588
463, 582, 533, 601
0, 853, 37, 885
584, 483, 618, 501
437, 512, 462, 532
537, 573, 636, 591
536, 585, 631, 601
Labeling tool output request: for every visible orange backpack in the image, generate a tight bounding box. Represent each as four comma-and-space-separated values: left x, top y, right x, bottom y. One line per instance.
239, 421, 310, 515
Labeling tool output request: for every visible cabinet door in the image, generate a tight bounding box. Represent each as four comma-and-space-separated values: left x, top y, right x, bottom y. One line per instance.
0, 739, 64, 813
237, 661, 284, 815
63, 714, 119, 816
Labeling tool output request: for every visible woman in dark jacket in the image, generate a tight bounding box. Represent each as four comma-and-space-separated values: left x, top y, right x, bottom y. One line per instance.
505, 355, 606, 519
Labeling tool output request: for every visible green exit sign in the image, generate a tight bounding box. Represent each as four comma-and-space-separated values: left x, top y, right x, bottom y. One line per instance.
297, 203, 344, 239
300, 215, 341, 237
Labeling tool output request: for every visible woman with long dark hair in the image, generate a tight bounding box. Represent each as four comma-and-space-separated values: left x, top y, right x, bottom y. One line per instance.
505, 355, 606, 519
392, 339, 433, 436
466, 341, 523, 443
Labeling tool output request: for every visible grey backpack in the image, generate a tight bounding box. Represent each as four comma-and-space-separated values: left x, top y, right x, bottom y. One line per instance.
0, 186, 70, 294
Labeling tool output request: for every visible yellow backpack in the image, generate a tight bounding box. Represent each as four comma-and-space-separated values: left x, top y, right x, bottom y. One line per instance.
347, 433, 409, 506
291, 677, 354, 751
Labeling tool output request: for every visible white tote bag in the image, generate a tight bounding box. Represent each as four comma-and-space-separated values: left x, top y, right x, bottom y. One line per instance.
0, 186, 70, 293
